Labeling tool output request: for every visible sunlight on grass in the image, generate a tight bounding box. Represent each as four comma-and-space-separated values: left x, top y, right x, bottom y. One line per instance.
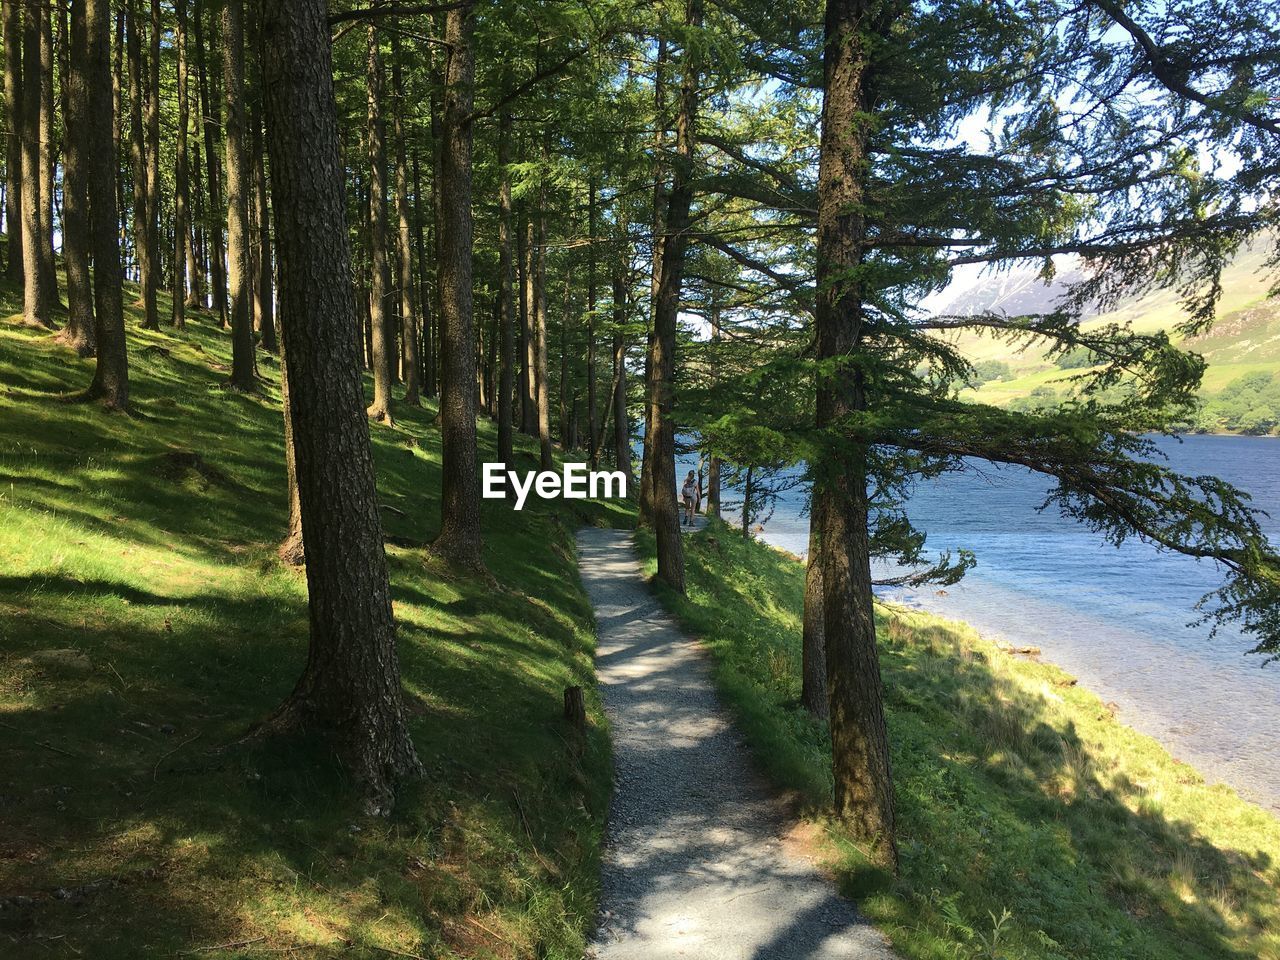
640, 521, 1280, 960
0, 281, 633, 958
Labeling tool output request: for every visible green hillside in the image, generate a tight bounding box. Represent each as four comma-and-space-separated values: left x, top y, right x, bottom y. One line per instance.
0, 283, 630, 958
955, 242, 1280, 433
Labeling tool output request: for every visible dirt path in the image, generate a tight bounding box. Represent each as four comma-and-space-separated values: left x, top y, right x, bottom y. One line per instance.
577, 527, 897, 960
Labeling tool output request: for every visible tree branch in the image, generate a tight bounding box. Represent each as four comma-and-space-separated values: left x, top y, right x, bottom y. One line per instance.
1090, 0, 1280, 136
329, 2, 466, 27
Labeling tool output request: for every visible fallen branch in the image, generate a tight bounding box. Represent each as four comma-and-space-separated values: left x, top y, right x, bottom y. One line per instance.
153, 733, 202, 781
184, 936, 267, 954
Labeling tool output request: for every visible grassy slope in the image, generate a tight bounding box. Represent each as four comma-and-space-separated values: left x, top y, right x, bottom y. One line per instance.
639, 523, 1280, 960
0, 284, 631, 958
956, 245, 1280, 409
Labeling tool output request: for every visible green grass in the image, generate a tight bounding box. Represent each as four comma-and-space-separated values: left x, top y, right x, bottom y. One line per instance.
0, 279, 633, 958
638, 522, 1280, 960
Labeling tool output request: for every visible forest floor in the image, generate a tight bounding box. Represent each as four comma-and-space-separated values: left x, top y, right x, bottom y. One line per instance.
637, 522, 1280, 960
578, 526, 896, 960
0, 282, 631, 958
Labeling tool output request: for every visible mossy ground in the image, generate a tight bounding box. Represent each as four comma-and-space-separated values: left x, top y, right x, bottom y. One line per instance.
639, 521, 1280, 960
0, 279, 632, 958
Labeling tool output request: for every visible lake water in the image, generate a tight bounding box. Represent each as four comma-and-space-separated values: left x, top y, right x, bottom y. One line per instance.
692, 435, 1280, 813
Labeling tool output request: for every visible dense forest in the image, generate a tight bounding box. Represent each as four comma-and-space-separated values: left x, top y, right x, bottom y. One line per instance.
3, 0, 1280, 954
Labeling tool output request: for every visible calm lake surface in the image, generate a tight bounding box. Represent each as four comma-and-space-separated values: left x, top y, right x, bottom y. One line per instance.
703, 435, 1280, 812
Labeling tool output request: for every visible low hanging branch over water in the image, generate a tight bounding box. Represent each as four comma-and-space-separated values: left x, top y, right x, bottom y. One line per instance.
862, 400, 1280, 660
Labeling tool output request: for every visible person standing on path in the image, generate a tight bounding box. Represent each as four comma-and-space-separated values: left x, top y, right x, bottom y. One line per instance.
681, 470, 698, 526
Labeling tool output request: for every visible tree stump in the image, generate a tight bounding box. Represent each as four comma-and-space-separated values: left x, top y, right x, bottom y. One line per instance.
563, 685, 586, 730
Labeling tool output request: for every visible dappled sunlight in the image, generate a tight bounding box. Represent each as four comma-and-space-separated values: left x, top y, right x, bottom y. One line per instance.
0, 293, 628, 957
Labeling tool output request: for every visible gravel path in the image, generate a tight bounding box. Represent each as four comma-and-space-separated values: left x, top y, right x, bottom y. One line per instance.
577, 527, 897, 960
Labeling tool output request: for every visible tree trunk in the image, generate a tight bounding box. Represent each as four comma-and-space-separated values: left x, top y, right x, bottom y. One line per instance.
195, 0, 227, 325
391, 35, 419, 406
586, 181, 599, 468
706, 300, 722, 517
250, 81, 276, 353
535, 179, 553, 472
801, 503, 828, 717
611, 257, 634, 493
59, 0, 95, 356
223, 0, 255, 390
36, 0, 56, 310
137, 0, 161, 328
639, 35, 668, 529
741, 465, 752, 537
558, 264, 571, 447
260, 0, 423, 811
495, 109, 515, 469
18, 0, 48, 328
170, 0, 190, 328
649, 3, 702, 593
85, 0, 129, 410
487, 293, 499, 417
3, 0, 21, 285
521, 212, 538, 436
432, 1, 482, 570
365, 23, 394, 423
113, 5, 124, 238
278, 348, 304, 565
412, 148, 434, 398
126, 0, 153, 327
189, 132, 206, 308
813, 0, 897, 868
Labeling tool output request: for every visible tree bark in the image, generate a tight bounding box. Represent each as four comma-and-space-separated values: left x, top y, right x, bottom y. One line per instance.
195, 0, 227, 325
278, 348, 304, 565
260, 0, 423, 811
412, 148, 435, 397
649, 3, 702, 593
2, 0, 20, 285
113, 5, 124, 240
801, 502, 828, 717
18, 0, 48, 328
521, 212, 538, 436
85, 0, 129, 410
171, 0, 190, 328
365, 23, 394, 422
250, 71, 276, 354
586, 181, 599, 468
189, 132, 206, 307
639, 35, 668, 529
391, 35, 419, 406
36, 0, 56, 310
138, 0, 160, 328
221, 0, 253, 391
535, 176, 553, 471
813, 0, 897, 867
431, 1, 482, 570
495, 109, 516, 469
125, 0, 154, 327
611, 256, 634, 493
558, 263, 570, 446
705, 299, 722, 517
224, 0, 255, 390
59, 0, 95, 355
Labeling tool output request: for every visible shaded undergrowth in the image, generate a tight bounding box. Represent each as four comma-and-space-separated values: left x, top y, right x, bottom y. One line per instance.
0, 279, 631, 958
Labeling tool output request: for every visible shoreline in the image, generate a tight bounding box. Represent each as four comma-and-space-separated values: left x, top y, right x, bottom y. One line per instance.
753, 532, 1280, 818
